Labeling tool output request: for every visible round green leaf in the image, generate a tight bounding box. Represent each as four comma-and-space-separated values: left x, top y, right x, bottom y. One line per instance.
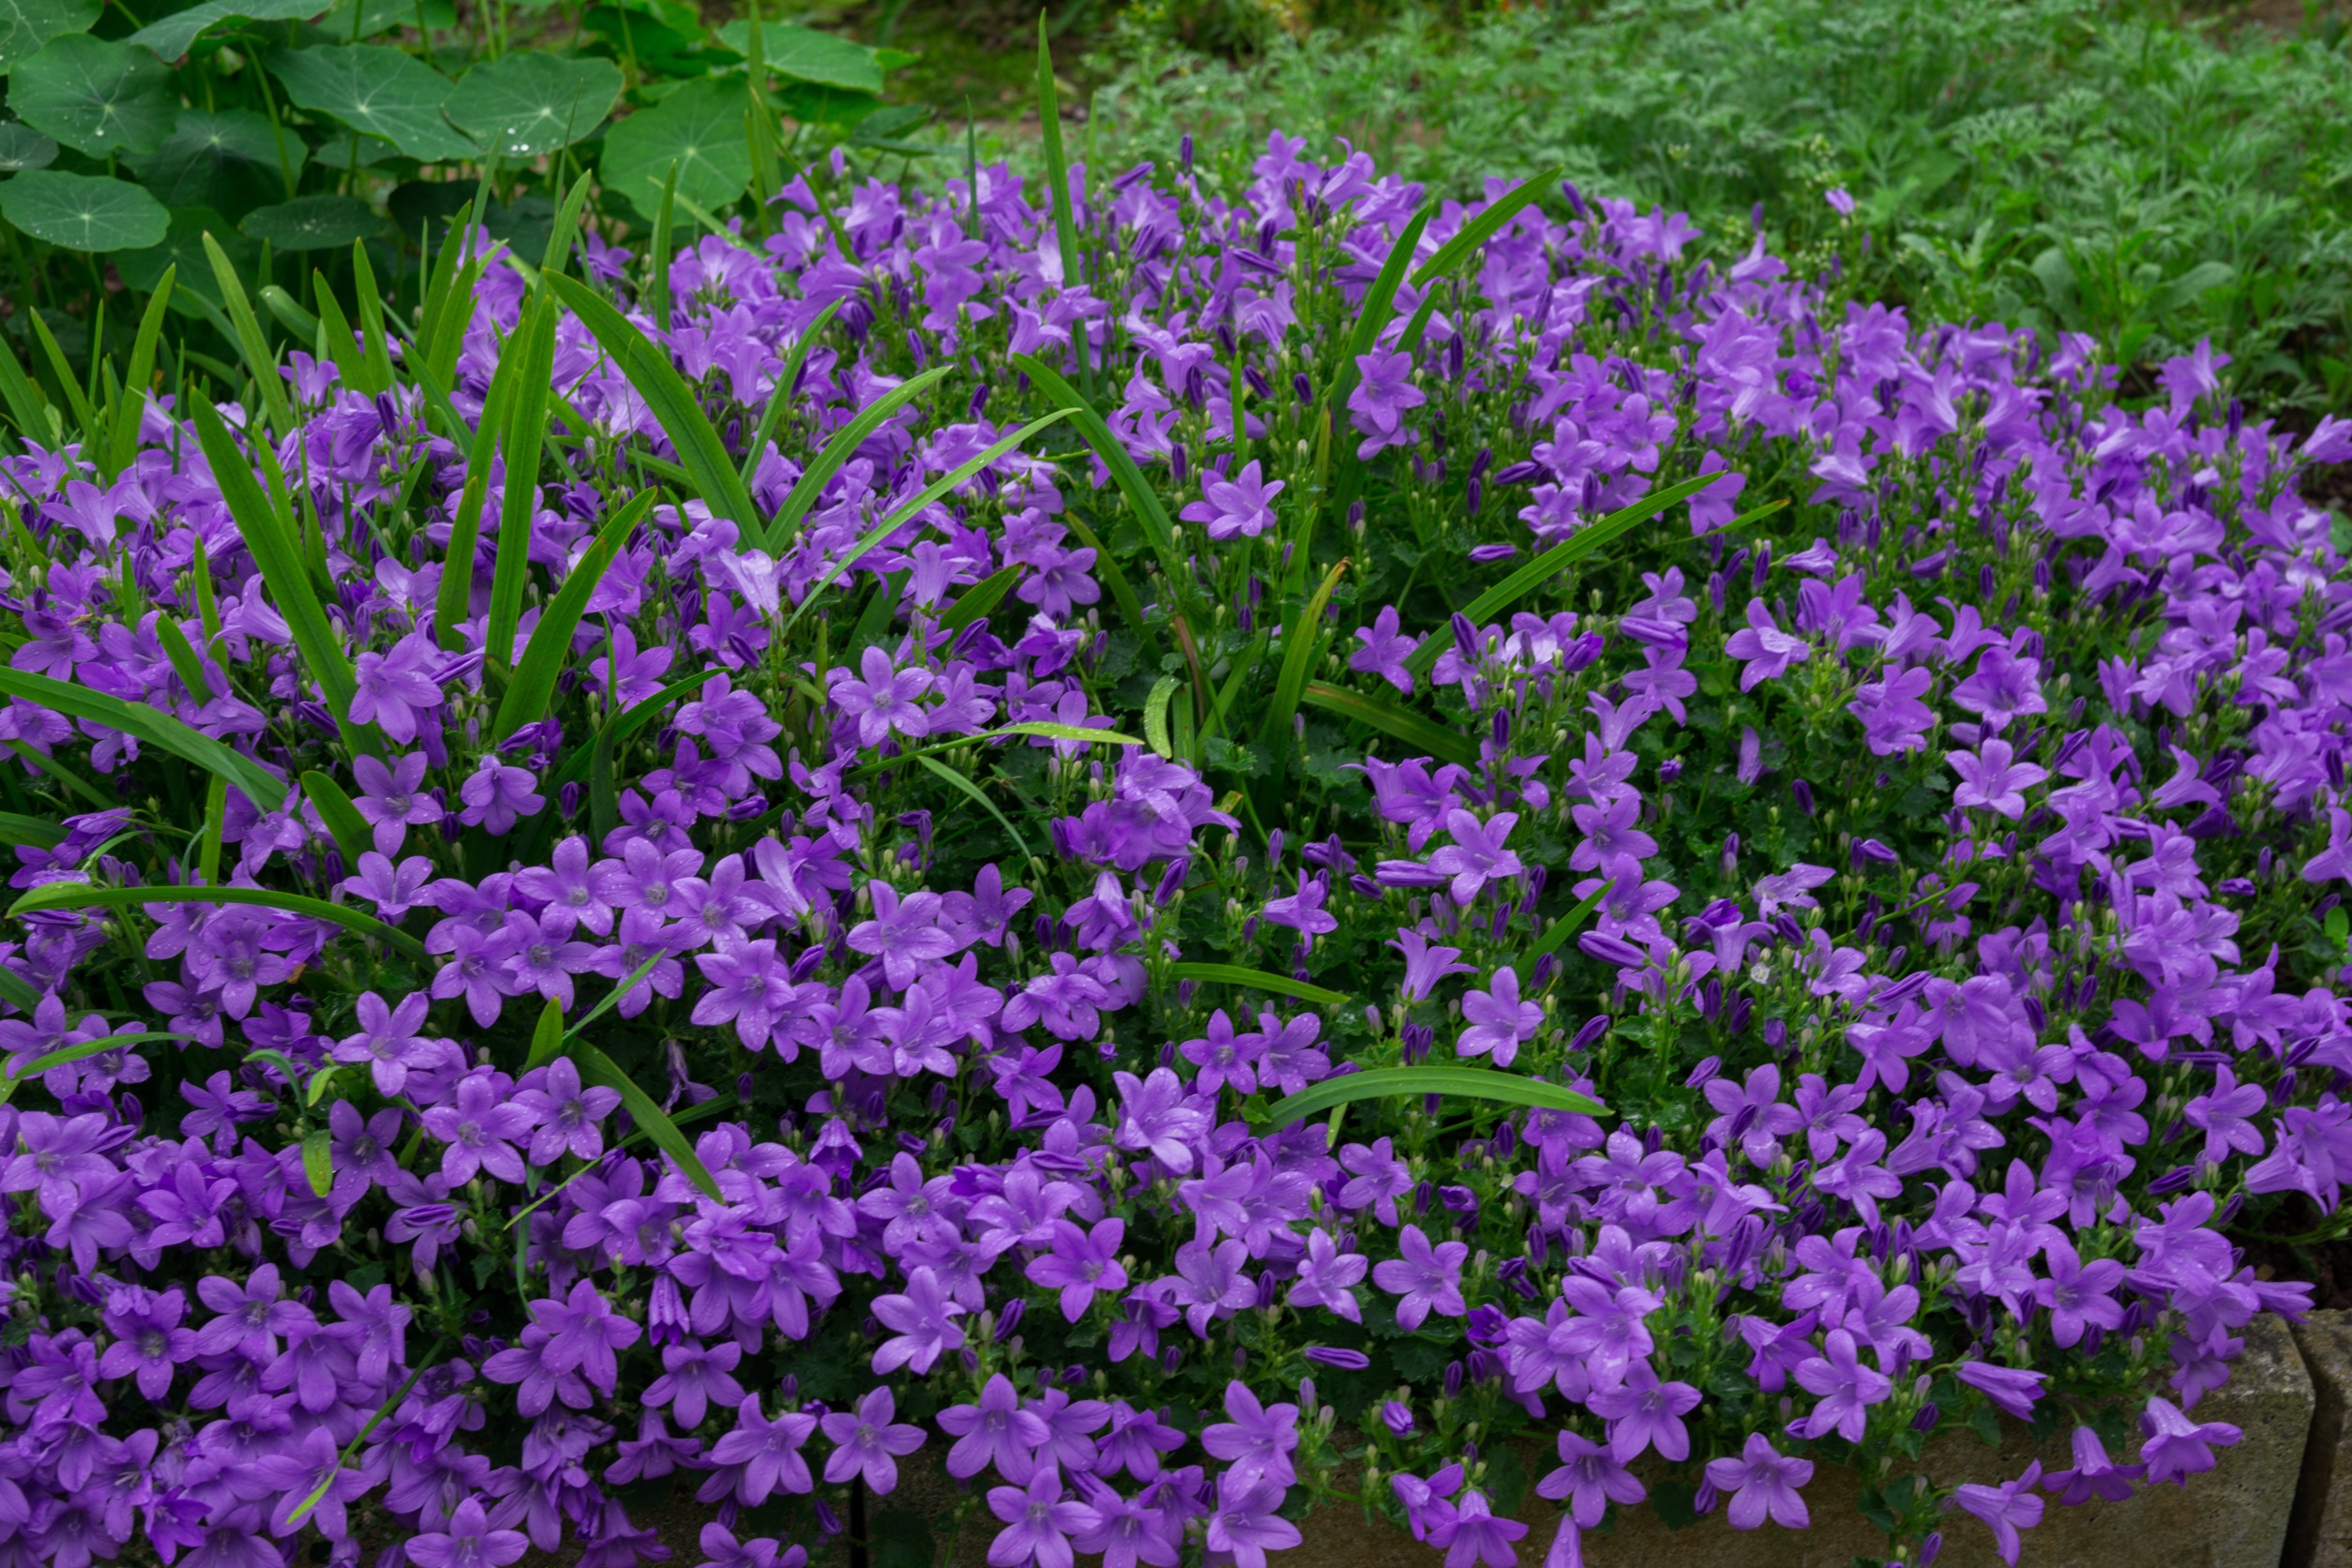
10, 35, 176, 158
716, 20, 882, 94
0, 168, 166, 249
0, 122, 57, 171
115, 205, 245, 307
125, 107, 302, 214
445, 52, 620, 158
0, 0, 95, 76
268, 43, 477, 162
127, 0, 327, 62
239, 193, 380, 249
600, 76, 751, 224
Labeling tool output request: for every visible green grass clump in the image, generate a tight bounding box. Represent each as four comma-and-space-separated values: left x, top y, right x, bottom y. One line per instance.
1089, 0, 2352, 417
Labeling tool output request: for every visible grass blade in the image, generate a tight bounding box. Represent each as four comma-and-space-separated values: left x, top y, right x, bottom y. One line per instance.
0, 668, 281, 808
938, 563, 1024, 637
765, 364, 953, 548
738, 297, 842, 490
1143, 675, 1178, 758
10, 882, 427, 961
649, 159, 679, 330
0, 814, 66, 850
1008, 353, 1186, 589
0, 333, 53, 446
1168, 961, 1349, 1007
153, 615, 215, 702
525, 995, 565, 1070
351, 242, 397, 393
1516, 877, 1613, 982
1259, 556, 1348, 753
1326, 199, 1434, 412
311, 273, 387, 398
191, 397, 371, 746
1252, 1064, 1606, 1130
546, 271, 764, 542
1299, 681, 1478, 768
431, 334, 532, 653
203, 232, 292, 436
1034, 10, 1086, 385
572, 1042, 721, 1200
916, 754, 1032, 858
25, 310, 95, 447
487, 294, 559, 671
1399, 166, 1564, 354
300, 769, 371, 867
108, 265, 174, 479
492, 491, 656, 741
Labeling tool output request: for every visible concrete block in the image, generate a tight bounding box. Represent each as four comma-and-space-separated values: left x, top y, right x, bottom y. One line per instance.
2288, 1310, 2352, 1568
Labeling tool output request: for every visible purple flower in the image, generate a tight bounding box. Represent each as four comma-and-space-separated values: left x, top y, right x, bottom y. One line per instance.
1954, 1360, 2046, 1422
1348, 349, 1425, 459
940, 1373, 1048, 1483
513, 1056, 624, 1163
420, 1071, 535, 1184
349, 634, 444, 743
1286, 1228, 1368, 1322
1703, 1433, 1813, 1529
643, 1341, 746, 1429
869, 1266, 966, 1374
2139, 1395, 2240, 1486
408, 1497, 528, 1568
1201, 1380, 1300, 1490
821, 1386, 927, 1493
1351, 605, 1421, 693
1950, 1464, 2044, 1566
828, 646, 934, 747
1791, 1328, 1892, 1441
1426, 1488, 1527, 1568
2043, 1425, 2144, 1506
987, 1468, 1099, 1568
1372, 1223, 1469, 1329
1947, 738, 2047, 819
1427, 809, 1524, 904
349, 750, 443, 852
1204, 1471, 1304, 1568
1025, 1217, 1129, 1321
1586, 1360, 1701, 1463
1458, 966, 1542, 1066
704, 1395, 820, 1506
1537, 1431, 1646, 1527
458, 756, 544, 834
1725, 599, 1810, 689
1179, 459, 1284, 540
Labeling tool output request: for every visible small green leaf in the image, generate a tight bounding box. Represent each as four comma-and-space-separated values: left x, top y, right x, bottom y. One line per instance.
1517, 878, 1612, 981
598, 76, 751, 223
1168, 961, 1348, 1006
572, 1043, 721, 1200
240, 194, 381, 251
9, 35, 173, 157
301, 1125, 333, 1197
0, 0, 95, 76
445, 52, 620, 158
1253, 1065, 1606, 1131
201, 229, 292, 434
107, 263, 173, 478
1143, 675, 1178, 759
9, 882, 427, 960
269, 44, 477, 162
995, 720, 1141, 746
486, 292, 558, 671
0, 169, 165, 250
524, 995, 565, 1069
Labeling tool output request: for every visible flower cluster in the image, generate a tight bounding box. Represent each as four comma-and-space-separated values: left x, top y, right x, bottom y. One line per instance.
0, 127, 2339, 1568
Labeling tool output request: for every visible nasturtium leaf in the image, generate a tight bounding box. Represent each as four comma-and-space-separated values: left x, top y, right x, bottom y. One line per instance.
0, 122, 56, 171
126, 107, 301, 215
268, 44, 477, 163
598, 76, 749, 223
318, 0, 452, 38
445, 53, 620, 158
240, 194, 379, 249
10, 35, 177, 158
0, 169, 166, 250
0, 0, 95, 76
115, 206, 244, 308
128, 0, 327, 62
716, 20, 882, 93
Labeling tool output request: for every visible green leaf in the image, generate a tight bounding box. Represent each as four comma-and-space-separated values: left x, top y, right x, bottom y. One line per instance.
938, 562, 1022, 638
240, 195, 380, 250
563, 947, 665, 1044
1252, 1065, 1605, 1131
0, 170, 165, 250
738, 296, 840, 487
1328, 198, 1433, 412
492, 490, 656, 740
9, 35, 174, 157
0, 123, 57, 171
445, 52, 620, 158
1168, 961, 1348, 1007
546, 270, 767, 542
9, 882, 427, 961
0, 0, 94, 76
431, 309, 522, 651
766, 363, 952, 547
191, 396, 369, 741
1410, 166, 1560, 289
284, 1334, 449, 1528
128, 0, 327, 61
107, 263, 173, 478
914, 754, 1031, 858
717, 20, 882, 92
1404, 470, 1738, 681
0, 813, 65, 849
571, 1042, 721, 1201
152, 610, 213, 701
269, 44, 477, 162
598, 76, 751, 223
1143, 675, 1178, 758
1298, 680, 1477, 768
486, 292, 558, 671
1259, 556, 1348, 753
780, 409, 1078, 640
301, 1125, 332, 1198
202, 229, 292, 434
524, 994, 565, 1069
1034, 13, 1080, 317
1007, 354, 1188, 590
0, 666, 281, 807
1517, 877, 1612, 981
299, 769, 370, 866
997, 720, 1140, 746
5, 1030, 186, 1086
114, 209, 240, 324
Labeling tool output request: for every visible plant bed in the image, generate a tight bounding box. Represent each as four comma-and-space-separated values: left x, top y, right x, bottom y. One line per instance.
0, 41, 2344, 1568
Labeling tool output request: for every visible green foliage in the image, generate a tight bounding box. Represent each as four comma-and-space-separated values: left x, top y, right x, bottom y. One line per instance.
1091, 0, 2352, 415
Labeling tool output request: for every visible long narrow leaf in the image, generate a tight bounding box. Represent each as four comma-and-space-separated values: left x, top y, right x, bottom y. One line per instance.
10, 882, 427, 961
1299, 681, 1478, 768
431, 339, 525, 653
1168, 961, 1349, 1007
738, 297, 842, 490
1327, 199, 1434, 421
0, 668, 281, 807
545, 271, 764, 540
0, 334, 52, 446
1410, 166, 1562, 289
351, 242, 397, 393
1008, 354, 1187, 590
285, 1335, 451, 1528
765, 364, 952, 547
939, 563, 1023, 637
0, 814, 65, 850
493, 492, 657, 741
572, 1042, 721, 1200
1034, 11, 1084, 373
203, 233, 292, 436
108, 266, 174, 479
486, 294, 559, 671
1403, 470, 1735, 680
1259, 557, 1349, 753
300, 770, 372, 867
25, 311, 94, 447
916, 754, 1032, 858
1253, 1065, 1605, 1130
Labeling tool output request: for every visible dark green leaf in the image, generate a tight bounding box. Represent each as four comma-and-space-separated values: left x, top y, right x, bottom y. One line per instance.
492, 490, 656, 740
269, 44, 477, 162
1168, 961, 1349, 1006
8, 35, 171, 157
0, 666, 281, 807
598, 76, 751, 223
0, 169, 165, 249
718, 20, 882, 92
239, 194, 380, 250
572, 1043, 721, 1200
299, 769, 370, 866
445, 52, 620, 158
128, 0, 327, 61
1298, 681, 1477, 768
10, 882, 427, 960
1252, 1065, 1605, 1130
0, 0, 94, 76
0, 122, 56, 171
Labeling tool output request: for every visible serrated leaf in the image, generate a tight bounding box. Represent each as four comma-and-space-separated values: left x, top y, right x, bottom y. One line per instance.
0, 169, 165, 250
10, 35, 175, 157
240, 194, 380, 250
128, 0, 327, 61
1168, 961, 1349, 1006
269, 44, 476, 162
598, 76, 750, 224
0, 0, 94, 76
9, 882, 427, 960
0, 122, 56, 171
1252, 1066, 1606, 1131
716, 19, 882, 92
0, 666, 280, 806
445, 52, 620, 158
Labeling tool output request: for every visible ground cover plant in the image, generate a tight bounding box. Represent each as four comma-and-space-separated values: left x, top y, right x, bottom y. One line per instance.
1091, 0, 2352, 424
0, 18, 2344, 1568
